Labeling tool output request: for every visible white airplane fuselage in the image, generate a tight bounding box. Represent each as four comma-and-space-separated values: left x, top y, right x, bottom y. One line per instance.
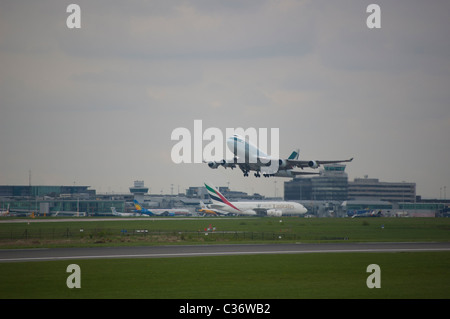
226, 135, 268, 162
210, 201, 307, 216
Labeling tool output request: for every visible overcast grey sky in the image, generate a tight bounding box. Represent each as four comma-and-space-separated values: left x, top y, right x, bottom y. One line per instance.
1, 0, 449, 198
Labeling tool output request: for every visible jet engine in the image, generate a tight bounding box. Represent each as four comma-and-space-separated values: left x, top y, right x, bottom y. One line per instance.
207, 161, 221, 169
308, 160, 319, 169
278, 159, 288, 168
208, 159, 235, 169
267, 209, 283, 217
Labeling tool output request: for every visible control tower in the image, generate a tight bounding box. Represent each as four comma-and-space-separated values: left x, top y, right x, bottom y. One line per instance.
129, 180, 149, 203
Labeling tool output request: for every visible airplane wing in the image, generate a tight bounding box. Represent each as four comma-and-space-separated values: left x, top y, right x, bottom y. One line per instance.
287, 157, 353, 169
203, 158, 237, 169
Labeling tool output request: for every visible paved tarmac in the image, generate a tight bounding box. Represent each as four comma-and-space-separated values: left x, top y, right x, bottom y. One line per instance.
1, 242, 449, 263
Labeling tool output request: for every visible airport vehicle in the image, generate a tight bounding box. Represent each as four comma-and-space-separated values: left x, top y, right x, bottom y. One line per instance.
205, 134, 353, 177
204, 183, 307, 216
133, 200, 190, 216
198, 201, 227, 216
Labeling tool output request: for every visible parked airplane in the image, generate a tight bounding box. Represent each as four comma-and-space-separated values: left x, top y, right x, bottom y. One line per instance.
205, 134, 353, 177
133, 200, 155, 216
204, 183, 307, 216
347, 210, 383, 218
0, 205, 36, 217
111, 207, 141, 217
133, 200, 190, 216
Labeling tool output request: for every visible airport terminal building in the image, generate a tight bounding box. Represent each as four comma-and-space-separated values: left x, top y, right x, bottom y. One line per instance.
348, 176, 416, 203
284, 164, 349, 201
282, 165, 435, 217
1, 174, 445, 217
0, 185, 125, 216
284, 166, 416, 203
0, 185, 95, 198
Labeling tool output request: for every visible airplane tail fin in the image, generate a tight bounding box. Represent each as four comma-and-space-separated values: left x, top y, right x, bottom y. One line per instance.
111, 207, 118, 215
288, 149, 300, 160
204, 183, 240, 212
204, 183, 224, 204
133, 199, 154, 215
133, 199, 143, 211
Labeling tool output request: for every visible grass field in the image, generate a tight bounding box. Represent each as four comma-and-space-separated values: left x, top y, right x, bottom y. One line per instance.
1, 217, 449, 300
1, 217, 449, 247
1, 252, 449, 299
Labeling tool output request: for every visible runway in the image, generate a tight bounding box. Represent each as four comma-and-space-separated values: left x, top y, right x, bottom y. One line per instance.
1, 242, 449, 263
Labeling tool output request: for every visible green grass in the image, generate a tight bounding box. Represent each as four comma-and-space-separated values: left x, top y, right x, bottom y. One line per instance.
1, 217, 449, 248
1, 252, 449, 299
1, 218, 449, 299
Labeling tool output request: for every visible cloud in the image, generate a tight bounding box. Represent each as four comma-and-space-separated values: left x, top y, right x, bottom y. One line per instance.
1, 0, 449, 198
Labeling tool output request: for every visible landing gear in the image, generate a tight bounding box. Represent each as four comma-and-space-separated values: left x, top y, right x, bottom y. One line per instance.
242, 170, 273, 177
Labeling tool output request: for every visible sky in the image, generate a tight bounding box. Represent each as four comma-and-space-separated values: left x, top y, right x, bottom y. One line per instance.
1, 0, 449, 198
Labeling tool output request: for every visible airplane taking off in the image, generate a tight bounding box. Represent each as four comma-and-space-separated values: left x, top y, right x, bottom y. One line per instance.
204, 183, 307, 216
205, 134, 353, 177
133, 200, 190, 216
